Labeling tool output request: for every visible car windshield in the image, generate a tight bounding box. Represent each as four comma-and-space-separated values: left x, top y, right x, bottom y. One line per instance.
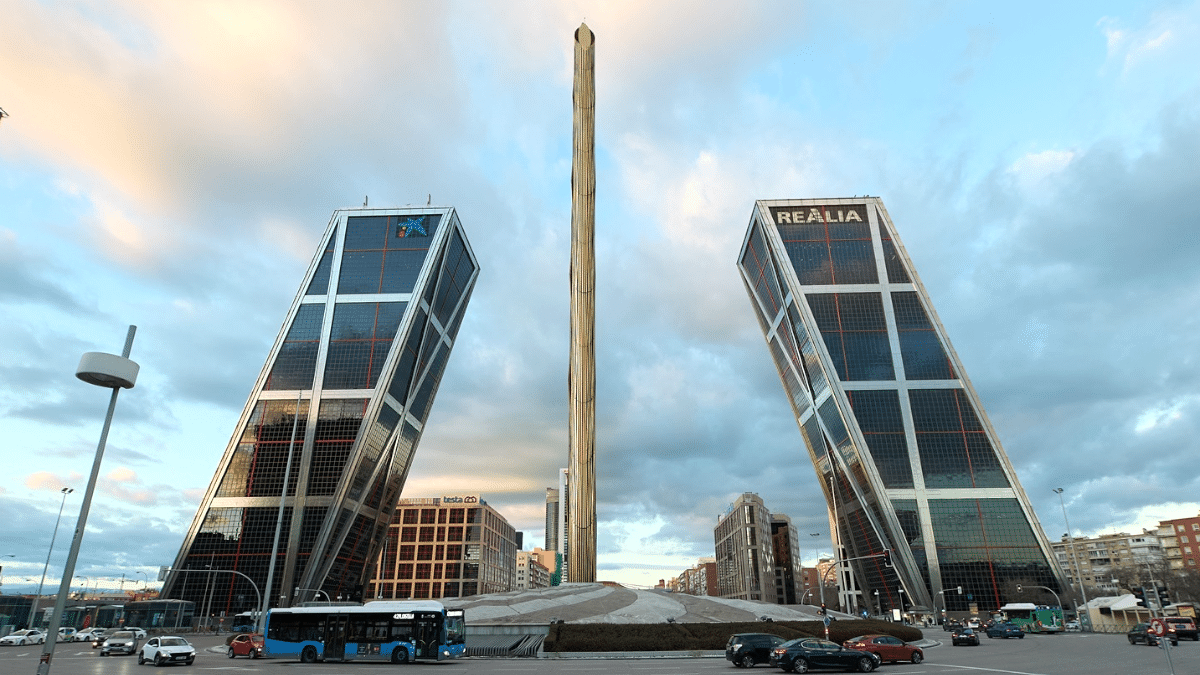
846, 635, 866, 642
781, 638, 804, 648
161, 638, 188, 646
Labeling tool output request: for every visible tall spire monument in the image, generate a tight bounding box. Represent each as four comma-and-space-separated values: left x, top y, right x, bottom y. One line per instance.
568, 22, 597, 583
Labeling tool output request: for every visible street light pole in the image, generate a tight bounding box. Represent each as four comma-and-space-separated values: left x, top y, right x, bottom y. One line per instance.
808, 533, 822, 608
37, 326, 139, 675
30, 488, 74, 628
1054, 487, 1090, 632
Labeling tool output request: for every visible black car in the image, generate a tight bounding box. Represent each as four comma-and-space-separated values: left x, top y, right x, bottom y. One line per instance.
769, 637, 881, 673
726, 633, 785, 668
943, 619, 962, 632
951, 628, 980, 646
985, 622, 1025, 639
1127, 622, 1178, 646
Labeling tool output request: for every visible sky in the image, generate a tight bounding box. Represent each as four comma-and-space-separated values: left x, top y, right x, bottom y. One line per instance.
2, 0, 1199, 595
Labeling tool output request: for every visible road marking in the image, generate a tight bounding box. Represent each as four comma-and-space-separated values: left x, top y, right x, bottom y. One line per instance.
939, 665, 1052, 675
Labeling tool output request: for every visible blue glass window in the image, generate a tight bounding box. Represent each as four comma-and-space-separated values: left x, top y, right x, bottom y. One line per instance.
892, 292, 954, 380
776, 205, 877, 285
323, 302, 407, 389
910, 389, 1009, 488
807, 293, 895, 381
337, 215, 438, 294
847, 390, 913, 488
265, 304, 325, 390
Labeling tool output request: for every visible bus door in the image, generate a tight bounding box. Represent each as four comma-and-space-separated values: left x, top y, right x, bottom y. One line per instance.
415, 615, 440, 659
324, 615, 348, 661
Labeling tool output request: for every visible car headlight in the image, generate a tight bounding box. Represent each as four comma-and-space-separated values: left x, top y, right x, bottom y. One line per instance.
731, 643, 743, 651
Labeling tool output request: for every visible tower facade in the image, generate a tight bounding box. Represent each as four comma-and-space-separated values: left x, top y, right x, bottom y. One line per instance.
736, 197, 1068, 616
164, 207, 478, 613
714, 493, 776, 601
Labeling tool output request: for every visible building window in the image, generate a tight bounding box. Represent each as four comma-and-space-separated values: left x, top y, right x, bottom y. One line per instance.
1183, 536, 1189, 543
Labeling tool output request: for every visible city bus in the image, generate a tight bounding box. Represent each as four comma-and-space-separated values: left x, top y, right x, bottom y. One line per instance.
263, 600, 465, 663
997, 603, 1064, 634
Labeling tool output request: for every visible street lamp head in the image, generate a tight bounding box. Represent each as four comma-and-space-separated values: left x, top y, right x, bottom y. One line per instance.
1053, 487, 1064, 495
61, 487, 74, 495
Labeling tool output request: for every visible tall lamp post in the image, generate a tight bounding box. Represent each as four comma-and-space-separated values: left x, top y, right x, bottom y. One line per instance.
37, 326, 139, 675
809, 533, 824, 608
30, 488, 74, 628
1054, 487, 1090, 631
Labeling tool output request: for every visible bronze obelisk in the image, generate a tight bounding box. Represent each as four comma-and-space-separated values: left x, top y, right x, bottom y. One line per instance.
568, 22, 596, 583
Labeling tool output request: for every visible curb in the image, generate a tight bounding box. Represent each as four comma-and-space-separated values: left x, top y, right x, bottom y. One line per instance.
538, 650, 725, 659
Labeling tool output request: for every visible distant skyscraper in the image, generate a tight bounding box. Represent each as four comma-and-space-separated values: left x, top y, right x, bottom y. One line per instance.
771, 514, 802, 605
737, 197, 1068, 615
164, 207, 479, 612
557, 468, 570, 582
545, 487, 560, 552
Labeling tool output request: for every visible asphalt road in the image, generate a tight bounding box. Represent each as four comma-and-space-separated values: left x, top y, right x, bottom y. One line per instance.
0, 629, 1194, 675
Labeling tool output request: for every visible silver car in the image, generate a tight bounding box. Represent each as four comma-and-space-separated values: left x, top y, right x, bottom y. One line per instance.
99, 630, 139, 656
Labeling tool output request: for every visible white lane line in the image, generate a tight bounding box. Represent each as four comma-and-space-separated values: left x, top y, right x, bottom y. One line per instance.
938, 665, 1052, 675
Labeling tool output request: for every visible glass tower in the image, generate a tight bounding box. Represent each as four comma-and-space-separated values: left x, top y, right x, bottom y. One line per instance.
737, 198, 1068, 616
163, 207, 478, 613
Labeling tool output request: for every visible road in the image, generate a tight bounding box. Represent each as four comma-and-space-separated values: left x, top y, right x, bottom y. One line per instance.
0, 629, 1194, 675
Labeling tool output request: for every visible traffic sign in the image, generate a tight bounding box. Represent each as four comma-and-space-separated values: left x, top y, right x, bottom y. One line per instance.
1151, 618, 1166, 636
824, 616, 832, 627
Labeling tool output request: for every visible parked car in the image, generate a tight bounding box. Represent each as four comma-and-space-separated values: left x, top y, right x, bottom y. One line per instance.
1164, 617, 1198, 641
139, 636, 196, 666
57, 627, 78, 642
99, 630, 139, 656
769, 638, 881, 673
726, 633, 786, 668
951, 628, 980, 646
1064, 620, 1081, 632
125, 626, 148, 639
841, 635, 923, 664
226, 633, 264, 658
985, 622, 1025, 639
1, 629, 46, 646
1127, 622, 1178, 646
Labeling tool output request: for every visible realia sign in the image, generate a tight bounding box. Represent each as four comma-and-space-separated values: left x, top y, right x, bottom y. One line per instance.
772, 205, 866, 225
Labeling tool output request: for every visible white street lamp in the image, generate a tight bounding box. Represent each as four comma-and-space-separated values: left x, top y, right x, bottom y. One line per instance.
30, 488, 74, 627
1054, 487, 1090, 632
38, 326, 138, 675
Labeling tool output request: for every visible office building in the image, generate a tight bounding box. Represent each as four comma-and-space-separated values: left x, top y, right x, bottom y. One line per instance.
545, 488, 560, 552
369, 495, 518, 599
771, 515, 803, 605
164, 207, 479, 612
714, 493, 776, 601
557, 468, 570, 582
737, 197, 1068, 615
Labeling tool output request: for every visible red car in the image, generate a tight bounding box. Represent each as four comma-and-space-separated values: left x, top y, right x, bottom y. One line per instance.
842, 634, 924, 664
227, 633, 264, 658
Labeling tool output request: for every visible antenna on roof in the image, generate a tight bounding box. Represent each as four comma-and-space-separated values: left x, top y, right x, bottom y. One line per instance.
363, 195, 368, 207
427, 194, 431, 205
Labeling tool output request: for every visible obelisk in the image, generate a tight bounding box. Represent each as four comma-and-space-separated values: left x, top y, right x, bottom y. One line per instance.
568, 22, 597, 583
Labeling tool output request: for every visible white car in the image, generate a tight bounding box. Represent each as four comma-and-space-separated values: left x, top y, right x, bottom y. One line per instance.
58, 627, 78, 641
125, 626, 148, 639
139, 636, 196, 666
1, 629, 46, 646
75, 628, 104, 642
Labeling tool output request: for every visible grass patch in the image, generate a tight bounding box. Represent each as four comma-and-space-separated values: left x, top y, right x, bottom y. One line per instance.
543, 620, 922, 652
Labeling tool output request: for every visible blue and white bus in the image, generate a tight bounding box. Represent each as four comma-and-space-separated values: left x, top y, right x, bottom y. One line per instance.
264, 600, 465, 663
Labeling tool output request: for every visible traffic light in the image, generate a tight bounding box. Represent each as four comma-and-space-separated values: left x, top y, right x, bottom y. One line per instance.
882, 550, 892, 567
1157, 585, 1170, 607
820, 603, 827, 616
1016, 584, 1022, 593
1132, 587, 1147, 607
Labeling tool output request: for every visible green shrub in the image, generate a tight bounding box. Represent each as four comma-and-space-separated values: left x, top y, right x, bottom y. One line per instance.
542, 620, 921, 652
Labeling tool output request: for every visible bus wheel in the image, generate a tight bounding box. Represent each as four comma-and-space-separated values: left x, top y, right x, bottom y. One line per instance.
300, 646, 318, 664
391, 646, 408, 663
